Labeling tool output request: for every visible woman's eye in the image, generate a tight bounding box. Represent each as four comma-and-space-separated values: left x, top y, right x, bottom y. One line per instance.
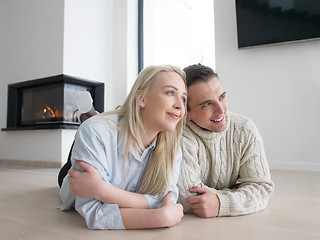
166, 91, 174, 96
181, 97, 186, 103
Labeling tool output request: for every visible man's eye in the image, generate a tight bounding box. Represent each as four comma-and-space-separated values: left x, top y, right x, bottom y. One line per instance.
202, 102, 211, 108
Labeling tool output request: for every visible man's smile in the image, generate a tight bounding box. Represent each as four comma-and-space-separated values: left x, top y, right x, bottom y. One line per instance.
211, 116, 224, 122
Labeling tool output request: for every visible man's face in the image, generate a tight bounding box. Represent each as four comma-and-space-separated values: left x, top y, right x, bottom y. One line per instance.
187, 76, 228, 133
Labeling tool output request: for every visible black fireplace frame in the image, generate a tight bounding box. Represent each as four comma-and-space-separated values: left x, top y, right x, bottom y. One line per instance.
2, 74, 104, 131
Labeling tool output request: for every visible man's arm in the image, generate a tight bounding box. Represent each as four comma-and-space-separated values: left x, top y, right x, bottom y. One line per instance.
177, 138, 221, 217
177, 138, 209, 213
215, 118, 274, 217
177, 124, 274, 218
215, 136, 274, 217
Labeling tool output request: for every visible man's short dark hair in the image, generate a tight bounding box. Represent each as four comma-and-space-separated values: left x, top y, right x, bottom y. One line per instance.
183, 64, 218, 88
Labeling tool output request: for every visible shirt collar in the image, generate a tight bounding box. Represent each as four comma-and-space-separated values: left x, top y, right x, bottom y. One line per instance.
118, 128, 157, 162
132, 136, 157, 161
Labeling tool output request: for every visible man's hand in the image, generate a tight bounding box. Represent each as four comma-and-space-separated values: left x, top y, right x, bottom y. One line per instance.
188, 187, 220, 218
68, 161, 107, 200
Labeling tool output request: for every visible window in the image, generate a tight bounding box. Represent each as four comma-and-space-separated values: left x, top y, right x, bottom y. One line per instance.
142, 0, 215, 70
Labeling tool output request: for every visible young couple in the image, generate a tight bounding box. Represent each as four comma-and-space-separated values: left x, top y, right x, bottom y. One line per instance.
58, 64, 274, 230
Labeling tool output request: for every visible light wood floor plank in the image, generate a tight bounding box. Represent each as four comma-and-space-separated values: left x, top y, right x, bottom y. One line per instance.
0, 167, 319, 240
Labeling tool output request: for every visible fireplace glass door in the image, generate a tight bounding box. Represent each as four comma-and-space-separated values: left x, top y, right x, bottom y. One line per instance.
21, 83, 89, 126
2, 74, 104, 131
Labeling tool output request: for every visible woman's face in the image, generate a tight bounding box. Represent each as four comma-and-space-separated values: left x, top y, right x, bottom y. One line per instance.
140, 71, 187, 136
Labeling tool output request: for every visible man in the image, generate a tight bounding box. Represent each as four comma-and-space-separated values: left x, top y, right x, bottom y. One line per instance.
177, 64, 274, 218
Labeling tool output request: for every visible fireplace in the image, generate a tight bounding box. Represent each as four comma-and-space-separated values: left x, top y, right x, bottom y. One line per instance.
2, 74, 104, 130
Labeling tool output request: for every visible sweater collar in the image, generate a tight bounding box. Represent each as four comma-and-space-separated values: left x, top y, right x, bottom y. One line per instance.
185, 112, 231, 140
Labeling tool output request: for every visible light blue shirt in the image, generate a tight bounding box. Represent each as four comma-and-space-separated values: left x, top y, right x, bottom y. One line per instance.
58, 114, 182, 230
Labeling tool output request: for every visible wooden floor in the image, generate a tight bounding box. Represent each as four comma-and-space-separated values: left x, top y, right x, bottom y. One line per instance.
0, 166, 319, 240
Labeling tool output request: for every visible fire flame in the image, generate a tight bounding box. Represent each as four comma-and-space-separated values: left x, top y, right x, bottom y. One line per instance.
41, 104, 77, 122
43, 105, 56, 119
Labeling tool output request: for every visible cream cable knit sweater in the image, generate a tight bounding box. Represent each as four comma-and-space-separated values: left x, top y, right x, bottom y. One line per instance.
177, 112, 274, 216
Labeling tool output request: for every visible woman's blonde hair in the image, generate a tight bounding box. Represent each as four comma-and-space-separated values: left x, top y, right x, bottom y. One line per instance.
103, 65, 186, 196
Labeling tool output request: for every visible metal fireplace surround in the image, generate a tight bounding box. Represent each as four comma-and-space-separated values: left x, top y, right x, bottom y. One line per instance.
2, 74, 104, 131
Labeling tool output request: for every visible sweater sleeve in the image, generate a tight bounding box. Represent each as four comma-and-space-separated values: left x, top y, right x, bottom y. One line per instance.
216, 129, 274, 216
177, 134, 208, 213
178, 117, 274, 217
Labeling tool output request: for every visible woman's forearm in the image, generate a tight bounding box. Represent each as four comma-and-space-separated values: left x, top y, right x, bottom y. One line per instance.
120, 193, 183, 229
69, 162, 150, 209
120, 208, 165, 229
97, 182, 150, 208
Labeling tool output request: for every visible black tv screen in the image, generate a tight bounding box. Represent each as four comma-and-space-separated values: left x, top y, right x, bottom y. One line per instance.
235, 0, 320, 48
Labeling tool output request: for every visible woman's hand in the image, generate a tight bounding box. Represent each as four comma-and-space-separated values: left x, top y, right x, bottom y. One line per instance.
120, 192, 184, 229
159, 192, 184, 227
68, 161, 107, 200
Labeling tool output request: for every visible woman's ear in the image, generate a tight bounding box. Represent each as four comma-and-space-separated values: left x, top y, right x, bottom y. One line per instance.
135, 90, 146, 108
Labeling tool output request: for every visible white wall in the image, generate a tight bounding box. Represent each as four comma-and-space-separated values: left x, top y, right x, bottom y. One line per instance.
0, 0, 67, 165
214, 1, 320, 171
63, 0, 115, 111
63, 0, 138, 109
113, 0, 139, 104
0, 0, 137, 165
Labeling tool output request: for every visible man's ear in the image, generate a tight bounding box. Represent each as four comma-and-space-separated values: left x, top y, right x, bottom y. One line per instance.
186, 111, 191, 121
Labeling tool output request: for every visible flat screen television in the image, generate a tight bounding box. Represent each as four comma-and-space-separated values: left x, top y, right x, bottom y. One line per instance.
235, 0, 320, 48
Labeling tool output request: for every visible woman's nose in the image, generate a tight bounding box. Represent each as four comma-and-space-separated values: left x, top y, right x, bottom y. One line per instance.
174, 97, 184, 110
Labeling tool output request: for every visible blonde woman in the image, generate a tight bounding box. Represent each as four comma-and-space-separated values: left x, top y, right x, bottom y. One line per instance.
58, 65, 187, 230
